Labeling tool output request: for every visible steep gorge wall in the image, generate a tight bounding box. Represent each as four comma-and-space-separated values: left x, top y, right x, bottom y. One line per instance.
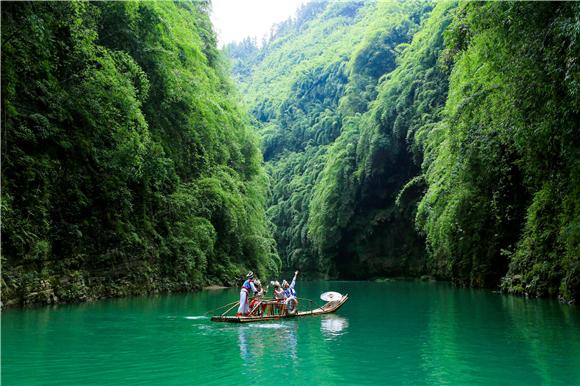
229, 1, 579, 300
1, 1, 280, 306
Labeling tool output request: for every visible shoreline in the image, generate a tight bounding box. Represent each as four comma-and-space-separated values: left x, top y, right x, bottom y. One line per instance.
3, 277, 574, 310
1, 282, 233, 311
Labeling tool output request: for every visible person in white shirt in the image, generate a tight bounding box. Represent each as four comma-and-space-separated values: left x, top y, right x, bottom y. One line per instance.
282, 271, 299, 314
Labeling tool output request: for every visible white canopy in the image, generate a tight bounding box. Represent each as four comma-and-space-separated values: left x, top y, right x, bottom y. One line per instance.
320, 291, 343, 302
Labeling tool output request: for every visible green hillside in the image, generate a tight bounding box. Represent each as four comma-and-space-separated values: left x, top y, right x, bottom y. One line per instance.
1, 1, 280, 306
228, 1, 579, 300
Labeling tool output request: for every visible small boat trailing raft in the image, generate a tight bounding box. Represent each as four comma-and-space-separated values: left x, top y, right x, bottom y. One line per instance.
210, 292, 349, 323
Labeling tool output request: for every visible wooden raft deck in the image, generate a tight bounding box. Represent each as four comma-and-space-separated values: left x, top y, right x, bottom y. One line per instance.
211, 294, 349, 323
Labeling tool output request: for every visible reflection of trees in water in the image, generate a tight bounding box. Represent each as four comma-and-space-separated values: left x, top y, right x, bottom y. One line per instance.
501, 295, 580, 385
320, 315, 349, 339
419, 285, 580, 384
420, 285, 471, 384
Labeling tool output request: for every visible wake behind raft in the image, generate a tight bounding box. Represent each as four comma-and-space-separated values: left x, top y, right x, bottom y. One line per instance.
210, 291, 348, 323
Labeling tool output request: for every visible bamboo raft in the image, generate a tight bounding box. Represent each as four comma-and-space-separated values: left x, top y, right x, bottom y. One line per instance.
210, 294, 349, 323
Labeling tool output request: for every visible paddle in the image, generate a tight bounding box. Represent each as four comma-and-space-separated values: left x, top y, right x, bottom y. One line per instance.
205, 300, 239, 315
221, 301, 240, 316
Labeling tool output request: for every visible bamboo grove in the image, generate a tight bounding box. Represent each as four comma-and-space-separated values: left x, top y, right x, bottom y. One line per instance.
228, 1, 579, 301
1, 1, 578, 305
2, 1, 280, 305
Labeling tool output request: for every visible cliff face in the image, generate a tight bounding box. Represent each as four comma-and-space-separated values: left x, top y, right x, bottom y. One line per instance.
228, 1, 579, 301
1, 1, 280, 306
2, 1, 577, 306
227, 1, 435, 279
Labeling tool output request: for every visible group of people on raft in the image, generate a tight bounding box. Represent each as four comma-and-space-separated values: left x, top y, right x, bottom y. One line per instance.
237, 270, 299, 317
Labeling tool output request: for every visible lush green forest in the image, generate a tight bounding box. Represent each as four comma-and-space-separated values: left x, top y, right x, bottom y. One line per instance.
1, 1, 280, 306
2, 1, 578, 306
228, 1, 579, 301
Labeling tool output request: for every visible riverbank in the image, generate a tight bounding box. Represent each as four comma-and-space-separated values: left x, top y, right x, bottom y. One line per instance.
4, 270, 575, 310
1, 268, 235, 309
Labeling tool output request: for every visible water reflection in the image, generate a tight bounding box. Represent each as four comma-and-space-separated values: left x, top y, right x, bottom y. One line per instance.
501, 295, 580, 385
238, 322, 298, 364
420, 285, 472, 384
5, 281, 578, 385
238, 326, 254, 362
419, 285, 580, 385
321, 315, 349, 339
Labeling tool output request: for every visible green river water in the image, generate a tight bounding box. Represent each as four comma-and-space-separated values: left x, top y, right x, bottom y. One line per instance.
2, 281, 579, 385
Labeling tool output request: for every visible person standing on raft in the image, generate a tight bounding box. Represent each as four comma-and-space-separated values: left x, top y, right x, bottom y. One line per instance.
237, 271, 258, 316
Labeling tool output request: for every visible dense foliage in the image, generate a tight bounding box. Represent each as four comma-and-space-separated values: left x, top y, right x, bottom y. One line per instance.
3, 0, 577, 305
417, 2, 579, 299
230, 1, 579, 300
1, 1, 280, 306
228, 1, 444, 278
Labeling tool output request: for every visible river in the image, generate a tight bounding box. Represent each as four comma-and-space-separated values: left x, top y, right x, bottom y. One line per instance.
2, 280, 579, 385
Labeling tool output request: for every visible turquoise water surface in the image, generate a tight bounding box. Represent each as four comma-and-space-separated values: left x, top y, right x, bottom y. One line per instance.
2, 281, 579, 385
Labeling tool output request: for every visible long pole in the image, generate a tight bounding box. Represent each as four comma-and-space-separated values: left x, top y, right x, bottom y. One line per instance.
205, 300, 239, 315
222, 301, 240, 316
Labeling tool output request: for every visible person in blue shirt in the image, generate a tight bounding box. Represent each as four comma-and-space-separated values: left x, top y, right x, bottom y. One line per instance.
282, 271, 299, 314
237, 271, 257, 316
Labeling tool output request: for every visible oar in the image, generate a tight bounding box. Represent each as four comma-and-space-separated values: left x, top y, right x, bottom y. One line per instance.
205, 300, 239, 315
221, 301, 240, 316
208, 295, 262, 316
205, 292, 262, 315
